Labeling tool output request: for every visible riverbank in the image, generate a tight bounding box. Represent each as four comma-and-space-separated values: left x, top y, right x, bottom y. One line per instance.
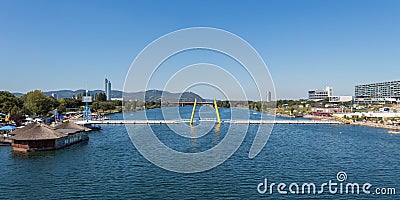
279, 113, 400, 131
351, 121, 400, 131
105, 108, 400, 131
101, 109, 122, 115
2, 108, 400, 199
275, 113, 295, 118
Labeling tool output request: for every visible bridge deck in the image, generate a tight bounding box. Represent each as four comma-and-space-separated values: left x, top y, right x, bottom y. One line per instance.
77, 119, 343, 125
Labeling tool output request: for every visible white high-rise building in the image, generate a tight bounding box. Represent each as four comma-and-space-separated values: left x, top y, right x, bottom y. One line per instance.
308, 86, 333, 100
325, 86, 333, 97
355, 80, 400, 98
267, 91, 272, 102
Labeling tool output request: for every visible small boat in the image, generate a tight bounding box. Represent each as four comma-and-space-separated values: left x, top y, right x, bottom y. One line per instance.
388, 131, 400, 134
0, 138, 12, 146
295, 113, 304, 118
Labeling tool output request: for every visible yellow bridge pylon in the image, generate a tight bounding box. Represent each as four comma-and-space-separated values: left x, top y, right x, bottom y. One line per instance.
189, 98, 221, 125
189, 98, 197, 125
214, 99, 221, 124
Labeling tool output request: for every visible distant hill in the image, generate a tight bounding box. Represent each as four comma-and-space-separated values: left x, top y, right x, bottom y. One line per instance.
12, 93, 24, 97
13, 90, 121, 99
44, 90, 122, 99
124, 90, 204, 102
13, 89, 204, 102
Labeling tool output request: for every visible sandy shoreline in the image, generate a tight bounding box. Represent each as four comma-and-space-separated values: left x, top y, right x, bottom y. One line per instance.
277, 114, 400, 131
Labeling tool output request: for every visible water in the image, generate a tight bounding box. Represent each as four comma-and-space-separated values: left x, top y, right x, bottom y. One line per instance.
0, 107, 399, 199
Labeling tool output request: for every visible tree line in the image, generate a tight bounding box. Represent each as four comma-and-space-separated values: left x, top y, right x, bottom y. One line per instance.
0, 90, 121, 125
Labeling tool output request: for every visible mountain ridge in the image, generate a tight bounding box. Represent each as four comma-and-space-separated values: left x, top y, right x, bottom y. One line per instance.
12, 89, 204, 102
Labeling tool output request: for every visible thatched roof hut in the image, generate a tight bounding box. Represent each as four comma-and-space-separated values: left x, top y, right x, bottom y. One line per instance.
12, 122, 66, 140
54, 121, 91, 132
11, 122, 90, 152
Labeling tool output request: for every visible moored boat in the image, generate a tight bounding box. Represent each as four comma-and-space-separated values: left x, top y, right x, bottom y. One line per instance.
388, 130, 400, 134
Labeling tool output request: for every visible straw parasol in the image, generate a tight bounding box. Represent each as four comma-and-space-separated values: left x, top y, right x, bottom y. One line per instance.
54, 121, 92, 132
12, 122, 66, 140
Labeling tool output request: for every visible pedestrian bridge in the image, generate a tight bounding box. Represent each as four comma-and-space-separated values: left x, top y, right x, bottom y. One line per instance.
77, 119, 343, 125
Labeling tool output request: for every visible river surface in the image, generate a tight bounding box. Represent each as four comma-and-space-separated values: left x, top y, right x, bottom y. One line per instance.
0, 107, 399, 199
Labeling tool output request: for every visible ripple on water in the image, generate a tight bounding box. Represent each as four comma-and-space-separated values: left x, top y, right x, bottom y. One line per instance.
0, 110, 399, 199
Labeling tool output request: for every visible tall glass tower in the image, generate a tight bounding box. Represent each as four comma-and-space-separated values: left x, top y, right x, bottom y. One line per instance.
105, 78, 112, 100
107, 81, 111, 100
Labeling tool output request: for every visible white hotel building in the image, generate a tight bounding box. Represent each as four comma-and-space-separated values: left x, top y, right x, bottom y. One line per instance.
308, 86, 352, 103
354, 80, 400, 104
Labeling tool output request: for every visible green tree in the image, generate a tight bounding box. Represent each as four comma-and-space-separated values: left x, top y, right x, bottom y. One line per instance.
145, 101, 160, 109
96, 92, 107, 101
57, 98, 82, 113
76, 93, 82, 100
10, 105, 25, 126
217, 100, 230, 108
0, 91, 23, 114
100, 101, 116, 111
23, 90, 57, 116
90, 101, 101, 112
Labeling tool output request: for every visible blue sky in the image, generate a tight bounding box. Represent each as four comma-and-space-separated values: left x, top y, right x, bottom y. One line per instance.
0, 0, 399, 99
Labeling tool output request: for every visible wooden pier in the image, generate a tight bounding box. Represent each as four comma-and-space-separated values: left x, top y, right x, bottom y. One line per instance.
76, 119, 343, 125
